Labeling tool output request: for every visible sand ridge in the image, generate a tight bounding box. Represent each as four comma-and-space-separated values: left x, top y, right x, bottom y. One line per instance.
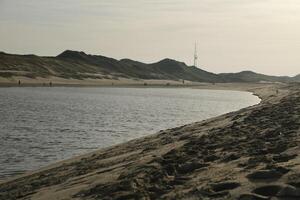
0, 83, 299, 200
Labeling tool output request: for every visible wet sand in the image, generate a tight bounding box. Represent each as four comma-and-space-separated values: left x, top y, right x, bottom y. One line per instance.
1, 83, 300, 200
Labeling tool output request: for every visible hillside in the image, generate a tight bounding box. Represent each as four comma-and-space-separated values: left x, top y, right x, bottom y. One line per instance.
0, 50, 298, 83
292, 74, 300, 82
120, 58, 221, 82
0, 51, 220, 82
219, 71, 292, 83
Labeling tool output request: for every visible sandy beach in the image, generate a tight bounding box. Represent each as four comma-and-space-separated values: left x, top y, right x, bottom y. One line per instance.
0, 82, 299, 200
0, 76, 204, 88
0, 76, 279, 90
2, 0, 300, 199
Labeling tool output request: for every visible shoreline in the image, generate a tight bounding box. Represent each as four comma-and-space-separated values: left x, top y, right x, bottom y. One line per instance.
0, 76, 204, 88
1, 83, 299, 200
0, 77, 279, 94
0, 76, 280, 90
0, 85, 262, 180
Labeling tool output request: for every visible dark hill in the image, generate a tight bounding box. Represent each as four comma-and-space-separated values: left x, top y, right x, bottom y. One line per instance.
219, 71, 292, 83
57, 50, 88, 60
150, 59, 221, 82
0, 50, 298, 83
292, 74, 300, 82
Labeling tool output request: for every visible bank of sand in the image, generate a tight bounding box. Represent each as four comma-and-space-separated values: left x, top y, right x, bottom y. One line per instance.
0, 76, 203, 87
0, 75, 278, 91
1, 83, 300, 200
0, 76, 278, 90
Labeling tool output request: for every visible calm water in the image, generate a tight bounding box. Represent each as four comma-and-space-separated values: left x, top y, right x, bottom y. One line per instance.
0, 87, 260, 179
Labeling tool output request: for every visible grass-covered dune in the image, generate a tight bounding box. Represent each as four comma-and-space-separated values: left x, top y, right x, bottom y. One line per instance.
0, 50, 299, 83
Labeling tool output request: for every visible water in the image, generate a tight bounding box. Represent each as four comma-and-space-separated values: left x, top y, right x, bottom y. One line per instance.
0, 87, 260, 179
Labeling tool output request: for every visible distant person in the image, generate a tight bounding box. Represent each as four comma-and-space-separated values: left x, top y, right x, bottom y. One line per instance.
18, 80, 21, 86
182, 80, 185, 84
49, 81, 52, 87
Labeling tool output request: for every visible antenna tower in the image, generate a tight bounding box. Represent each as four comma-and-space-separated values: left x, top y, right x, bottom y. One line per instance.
194, 42, 198, 67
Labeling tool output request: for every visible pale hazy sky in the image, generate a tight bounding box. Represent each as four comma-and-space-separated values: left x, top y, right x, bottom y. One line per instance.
0, 0, 299, 76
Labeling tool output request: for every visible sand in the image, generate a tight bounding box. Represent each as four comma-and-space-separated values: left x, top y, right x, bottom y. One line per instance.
0, 76, 203, 87
0, 76, 276, 89
0, 82, 300, 200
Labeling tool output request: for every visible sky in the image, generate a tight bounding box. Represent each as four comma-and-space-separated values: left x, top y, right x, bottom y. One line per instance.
0, 0, 299, 76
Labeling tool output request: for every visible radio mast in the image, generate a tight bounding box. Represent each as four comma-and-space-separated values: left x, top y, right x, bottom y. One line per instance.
194, 42, 198, 67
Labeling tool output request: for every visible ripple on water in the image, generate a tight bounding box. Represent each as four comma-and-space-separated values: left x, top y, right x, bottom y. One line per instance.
0, 87, 260, 179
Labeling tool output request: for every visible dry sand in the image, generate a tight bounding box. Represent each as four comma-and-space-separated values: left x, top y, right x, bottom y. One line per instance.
0, 76, 203, 87
0, 82, 300, 200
